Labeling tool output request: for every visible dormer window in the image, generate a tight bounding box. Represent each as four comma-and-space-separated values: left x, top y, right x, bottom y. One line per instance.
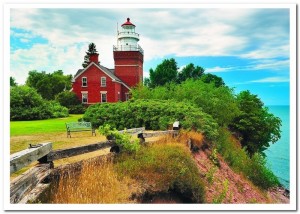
82, 77, 87, 87
101, 77, 106, 87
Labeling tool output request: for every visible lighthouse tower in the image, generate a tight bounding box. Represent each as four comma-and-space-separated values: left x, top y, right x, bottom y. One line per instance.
113, 18, 144, 89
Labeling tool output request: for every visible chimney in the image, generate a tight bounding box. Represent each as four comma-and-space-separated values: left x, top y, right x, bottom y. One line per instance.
89, 53, 99, 64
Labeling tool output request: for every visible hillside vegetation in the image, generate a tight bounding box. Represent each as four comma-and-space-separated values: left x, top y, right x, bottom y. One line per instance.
44, 131, 285, 204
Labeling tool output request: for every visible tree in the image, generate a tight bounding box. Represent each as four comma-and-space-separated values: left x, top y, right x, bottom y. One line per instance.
10, 77, 17, 86
149, 58, 178, 87
26, 70, 72, 100
26, 70, 46, 88
143, 77, 151, 87
178, 63, 205, 83
200, 73, 225, 87
230, 90, 282, 156
10, 86, 52, 120
82, 42, 98, 68
10, 86, 69, 121
55, 91, 85, 114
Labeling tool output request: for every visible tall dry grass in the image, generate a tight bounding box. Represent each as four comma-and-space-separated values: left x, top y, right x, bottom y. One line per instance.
51, 159, 136, 204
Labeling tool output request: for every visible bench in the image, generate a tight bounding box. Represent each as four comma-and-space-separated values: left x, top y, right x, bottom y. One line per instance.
65, 122, 96, 138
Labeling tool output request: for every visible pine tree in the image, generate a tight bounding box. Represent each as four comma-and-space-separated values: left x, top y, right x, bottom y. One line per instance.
82, 43, 99, 68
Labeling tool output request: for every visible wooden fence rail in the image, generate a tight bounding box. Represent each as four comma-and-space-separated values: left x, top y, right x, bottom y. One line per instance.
9, 128, 177, 204
10, 142, 52, 175
47, 141, 114, 162
10, 163, 51, 204
118, 127, 145, 134
140, 130, 178, 138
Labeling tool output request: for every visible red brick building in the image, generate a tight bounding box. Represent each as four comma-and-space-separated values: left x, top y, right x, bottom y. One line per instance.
72, 18, 143, 104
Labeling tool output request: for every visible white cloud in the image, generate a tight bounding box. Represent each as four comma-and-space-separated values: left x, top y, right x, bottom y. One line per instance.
9, 8, 290, 84
205, 66, 234, 73
250, 77, 289, 83
241, 45, 290, 59
249, 59, 290, 70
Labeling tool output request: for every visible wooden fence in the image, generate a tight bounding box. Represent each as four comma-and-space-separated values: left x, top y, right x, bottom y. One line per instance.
9, 128, 177, 204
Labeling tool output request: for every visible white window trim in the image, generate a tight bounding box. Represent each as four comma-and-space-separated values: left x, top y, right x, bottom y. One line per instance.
81, 92, 88, 104
117, 92, 121, 101
101, 77, 106, 87
100, 91, 107, 103
82, 77, 87, 87
125, 93, 129, 101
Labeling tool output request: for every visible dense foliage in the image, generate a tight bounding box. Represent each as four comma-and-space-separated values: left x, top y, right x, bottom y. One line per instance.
215, 128, 280, 189
10, 77, 17, 86
146, 58, 221, 88
26, 70, 72, 100
99, 124, 140, 153
134, 76, 281, 157
55, 91, 85, 114
178, 63, 205, 83
200, 73, 225, 88
229, 90, 281, 155
83, 99, 219, 140
148, 58, 178, 87
10, 86, 68, 121
47, 101, 69, 118
132, 79, 240, 126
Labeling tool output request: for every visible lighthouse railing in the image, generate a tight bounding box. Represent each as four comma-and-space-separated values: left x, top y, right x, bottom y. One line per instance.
117, 31, 140, 39
113, 45, 144, 54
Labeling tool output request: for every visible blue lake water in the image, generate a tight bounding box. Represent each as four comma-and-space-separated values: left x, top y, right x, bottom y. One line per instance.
264, 105, 290, 190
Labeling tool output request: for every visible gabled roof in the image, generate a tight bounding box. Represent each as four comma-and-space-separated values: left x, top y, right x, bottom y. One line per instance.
73, 62, 130, 90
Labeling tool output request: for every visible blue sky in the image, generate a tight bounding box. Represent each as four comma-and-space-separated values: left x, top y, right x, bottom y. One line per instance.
9, 7, 291, 105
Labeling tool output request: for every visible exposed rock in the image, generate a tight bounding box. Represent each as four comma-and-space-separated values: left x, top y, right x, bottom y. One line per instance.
193, 150, 289, 204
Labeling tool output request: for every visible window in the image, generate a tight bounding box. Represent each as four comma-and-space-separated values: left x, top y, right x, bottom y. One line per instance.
125, 93, 129, 101
82, 77, 87, 87
82, 93, 88, 104
118, 92, 120, 101
101, 77, 106, 87
101, 92, 107, 103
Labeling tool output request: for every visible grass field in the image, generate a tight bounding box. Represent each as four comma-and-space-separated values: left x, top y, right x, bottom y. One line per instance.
10, 114, 83, 136
10, 114, 109, 179
10, 114, 108, 154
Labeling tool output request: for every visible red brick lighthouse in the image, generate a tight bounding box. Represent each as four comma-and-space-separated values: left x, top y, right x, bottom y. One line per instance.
114, 18, 144, 88
71, 18, 144, 104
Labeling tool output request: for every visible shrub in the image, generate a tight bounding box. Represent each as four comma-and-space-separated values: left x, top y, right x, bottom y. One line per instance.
131, 79, 241, 126
68, 105, 86, 114
215, 128, 280, 189
10, 86, 70, 121
10, 86, 52, 120
99, 124, 140, 153
84, 99, 219, 141
56, 91, 85, 114
47, 101, 69, 118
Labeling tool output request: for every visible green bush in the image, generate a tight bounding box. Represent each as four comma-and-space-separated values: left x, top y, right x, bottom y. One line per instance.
131, 79, 241, 127
47, 101, 69, 118
215, 128, 280, 189
99, 124, 140, 153
10, 86, 52, 120
10, 86, 69, 121
55, 91, 85, 114
83, 99, 219, 140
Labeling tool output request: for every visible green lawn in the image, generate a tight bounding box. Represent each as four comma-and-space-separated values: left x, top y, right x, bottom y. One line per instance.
10, 114, 108, 179
10, 114, 83, 136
